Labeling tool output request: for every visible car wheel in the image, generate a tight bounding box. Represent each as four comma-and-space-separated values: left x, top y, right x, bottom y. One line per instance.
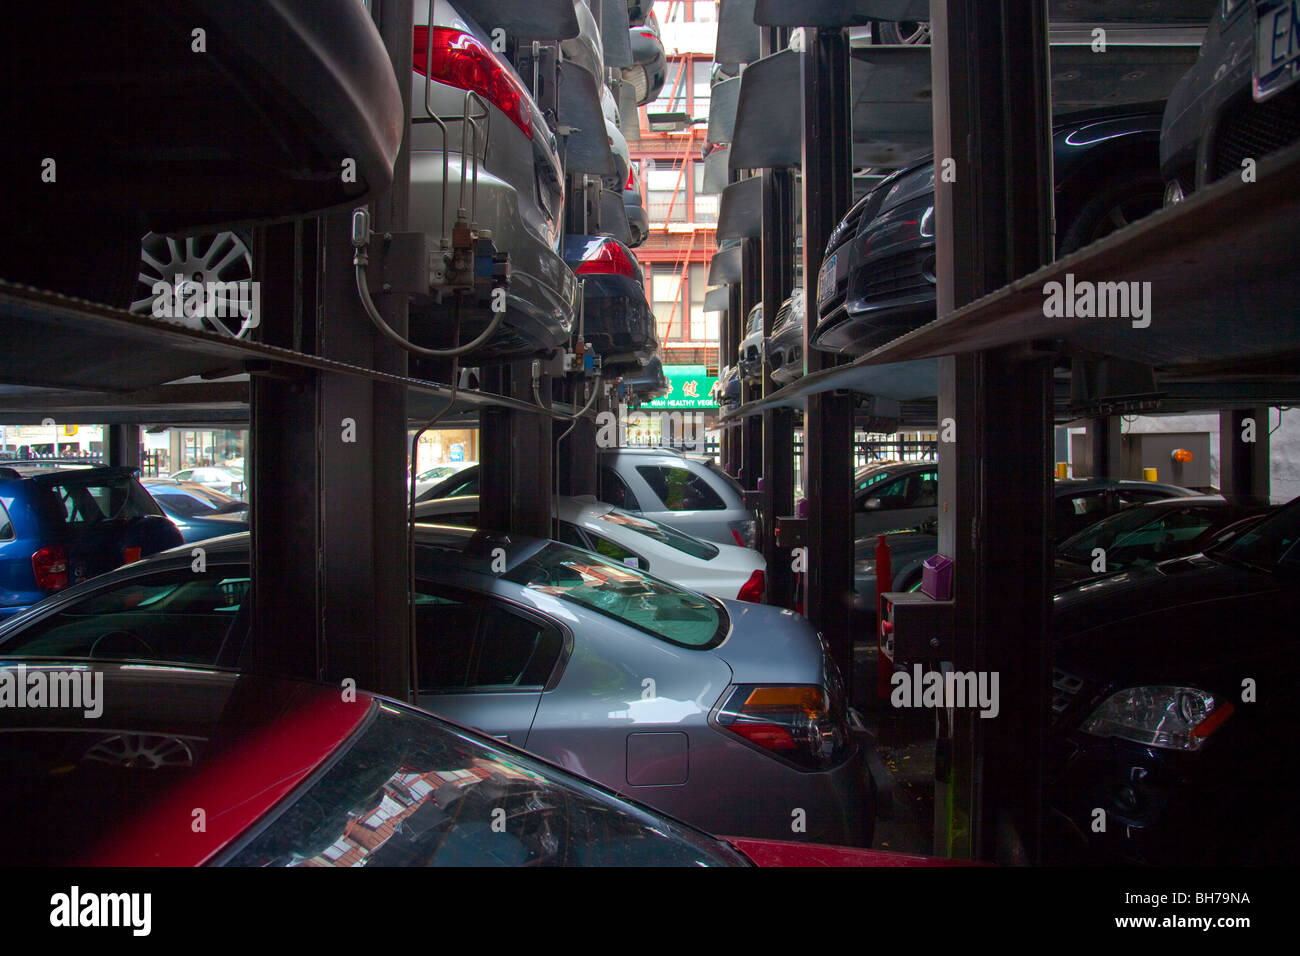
130, 231, 256, 337
875, 20, 931, 44
1057, 174, 1164, 255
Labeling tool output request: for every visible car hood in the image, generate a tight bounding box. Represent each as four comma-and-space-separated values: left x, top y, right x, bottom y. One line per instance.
712, 600, 823, 684
1053, 554, 1285, 637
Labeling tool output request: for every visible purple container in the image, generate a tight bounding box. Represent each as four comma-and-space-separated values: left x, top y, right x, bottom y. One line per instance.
921, 554, 953, 601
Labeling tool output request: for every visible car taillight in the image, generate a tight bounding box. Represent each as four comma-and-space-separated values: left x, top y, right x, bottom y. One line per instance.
625, 166, 635, 191
574, 239, 639, 279
731, 529, 745, 546
413, 26, 533, 140
737, 568, 764, 602
32, 546, 68, 591
716, 684, 849, 770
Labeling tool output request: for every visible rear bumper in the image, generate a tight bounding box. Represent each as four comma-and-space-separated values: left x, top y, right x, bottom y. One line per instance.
574, 273, 654, 358
408, 153, 576, 360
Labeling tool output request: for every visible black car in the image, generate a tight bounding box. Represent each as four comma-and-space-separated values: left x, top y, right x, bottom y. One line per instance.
851, 475, 1202, 628
1054, 495, 1273, 589
813, 107, 1168, 355
1047, 495, 1300, 865
1161, 0, 1300, 201
619, 354, 669, 406
563, 235, 656, 374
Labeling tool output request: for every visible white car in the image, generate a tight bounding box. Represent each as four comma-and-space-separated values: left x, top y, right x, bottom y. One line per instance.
414, 494, 766, 602
412, 460, 476, 500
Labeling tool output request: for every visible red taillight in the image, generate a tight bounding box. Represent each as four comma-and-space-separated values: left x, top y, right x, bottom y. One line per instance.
574, 239, 639, 279
413, 26, 533, 140
737, 568, 764, 603
716, 685, 849, 770
32, 546, 68, 592
731, 529, 745, 546
123, 546, 142, 564
625, 166, 635, 191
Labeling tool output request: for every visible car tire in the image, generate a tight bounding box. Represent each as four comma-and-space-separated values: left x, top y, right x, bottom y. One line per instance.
1058, 174, 1165, 256
875, 20, 931, 45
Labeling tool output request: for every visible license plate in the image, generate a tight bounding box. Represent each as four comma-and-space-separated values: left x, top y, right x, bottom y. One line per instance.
818, 252, 838, 303
1255, 0, 1300, 101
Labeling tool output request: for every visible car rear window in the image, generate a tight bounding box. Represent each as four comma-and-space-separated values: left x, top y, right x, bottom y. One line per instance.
596, 509, 719, 559
503, 542, 727, 649
221, 703, 745, 867
35, 474, 163, 528
636, 465, 726, 511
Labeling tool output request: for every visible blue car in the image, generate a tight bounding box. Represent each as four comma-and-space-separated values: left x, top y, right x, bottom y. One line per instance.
141, 478, 250, 543
0, 464, 182, 619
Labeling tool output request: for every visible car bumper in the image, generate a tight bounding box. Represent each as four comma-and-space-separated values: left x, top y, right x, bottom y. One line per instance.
573, 273, 654, 358
766, 325, 805, 384
408, 153, 576, 360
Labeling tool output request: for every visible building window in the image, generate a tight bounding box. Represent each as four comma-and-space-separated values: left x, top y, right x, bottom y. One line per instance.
692, 162, 718, 223
651, 269, 687, 342
646, 159, 687, 223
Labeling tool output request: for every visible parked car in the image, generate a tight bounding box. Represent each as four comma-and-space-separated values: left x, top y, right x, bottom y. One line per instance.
562, 235, 656, 373
1047, 495, 1300, 865
1162, 0, 1300, 202
624, 161, 650, 247
813, 107, 1168, 355
417, 448, 760, 548
4, 0, 402, 307
619, 354, 668, 405
1054, 495, 1273, 589
738, 302, 765, 384
0, 659, 757, 866
167, 466, 246, 500
0, 465, 181, 619
406, 0, 578, 362
413, 460, 477, 500
767, 287, 807, 385
716, 364, 742, 411
851, 474, 1203, 627
414, 493, 766, 601
623, 11, 667, 106
0, 525, 872, 847
601, 84, 633, 196
142, 479, 250, 544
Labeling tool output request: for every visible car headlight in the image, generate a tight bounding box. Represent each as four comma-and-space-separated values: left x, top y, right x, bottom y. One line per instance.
1080, 686, 1233, 751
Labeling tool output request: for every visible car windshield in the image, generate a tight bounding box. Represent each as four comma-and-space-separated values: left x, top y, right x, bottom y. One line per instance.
222, 702, 746, 867
1213, 498, 1300, 571
503, 543, 727, 648
1058, 504, 1221, 571
596, 509, 720, 560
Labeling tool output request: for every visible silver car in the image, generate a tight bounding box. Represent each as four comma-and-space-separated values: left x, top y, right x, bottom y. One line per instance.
408, 0, 577, 360
0, 527, 872, 847
417, 448, 760, 548
737, 302, 765, 384
599, 447, 759, 548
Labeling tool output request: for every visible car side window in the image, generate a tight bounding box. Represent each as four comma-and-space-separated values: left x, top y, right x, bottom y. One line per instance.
1116, 488, 1176, 508
0, 570, 249, 665
413, 590, 482, 691
635, 465, 725, 511
1056, 492, 1108, 540
600, 467, 641, 511
585, 531, 644, 568
472, 603, 563, 689
0, 500, 12, 540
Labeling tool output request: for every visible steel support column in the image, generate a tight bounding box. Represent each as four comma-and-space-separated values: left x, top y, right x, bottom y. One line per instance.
740, 233, 763, 489
801, 26, 855, 694
107, 424, 141, 470
480, 363, 552, 538
249, 0, 412, 700
1088, 416, 1122, 478
931, 0, 1054, 862
1220, 407, 1272, 504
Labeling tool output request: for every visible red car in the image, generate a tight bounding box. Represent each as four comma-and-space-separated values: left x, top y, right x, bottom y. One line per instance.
0, 659, 954, 867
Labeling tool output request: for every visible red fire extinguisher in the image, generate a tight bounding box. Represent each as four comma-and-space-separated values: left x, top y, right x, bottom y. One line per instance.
875, 534, 893, 702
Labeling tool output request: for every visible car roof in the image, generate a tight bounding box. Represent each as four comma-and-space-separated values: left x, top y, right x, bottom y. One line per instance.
0, 464, 139, 484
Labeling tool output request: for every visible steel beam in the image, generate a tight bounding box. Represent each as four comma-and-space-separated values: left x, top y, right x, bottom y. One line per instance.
931, 0, 1054, 863
801, 26, 856, 695
107, 424, 141, 470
